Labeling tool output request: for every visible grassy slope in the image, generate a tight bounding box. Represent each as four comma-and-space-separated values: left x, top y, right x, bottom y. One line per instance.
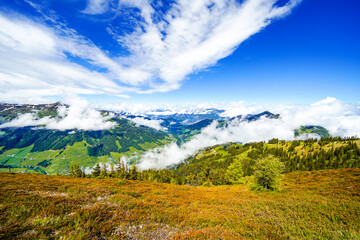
0, 142, 108, 175
1, 169, 359, 239
0, 132, 176, 174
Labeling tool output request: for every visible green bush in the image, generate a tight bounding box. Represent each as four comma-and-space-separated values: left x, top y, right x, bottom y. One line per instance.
252, 156, 284, 191
225, 159, 244, 184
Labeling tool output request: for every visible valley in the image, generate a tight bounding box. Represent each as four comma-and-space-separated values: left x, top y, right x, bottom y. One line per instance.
0, 102, 294, 174
0, 1, 358, 239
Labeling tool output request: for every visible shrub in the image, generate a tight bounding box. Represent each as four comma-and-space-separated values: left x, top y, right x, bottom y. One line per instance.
225, 159, 244, 184
252, 156, 284, 191
202, 181, 214, 187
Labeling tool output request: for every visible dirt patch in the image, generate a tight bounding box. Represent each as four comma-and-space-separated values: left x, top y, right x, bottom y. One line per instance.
113, 223, 178, 240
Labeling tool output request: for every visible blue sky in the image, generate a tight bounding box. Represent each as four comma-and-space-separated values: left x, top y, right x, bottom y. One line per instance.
0, 0, 359, 105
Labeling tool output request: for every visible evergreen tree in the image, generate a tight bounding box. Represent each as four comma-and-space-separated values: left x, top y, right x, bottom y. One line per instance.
129, 164, 138, 180
108, 163, 115, 178
116, 159, 128, 179
91, 163, 101, 178
99, 164, 108, 178
69, 164, 84, 178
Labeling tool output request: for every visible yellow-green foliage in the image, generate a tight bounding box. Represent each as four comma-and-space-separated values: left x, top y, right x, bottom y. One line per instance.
225, 159, 244, 184
174, 138, 360, 186
22, 150, 60, 166
0, 168, 37, 173
0, 146, 34, 165
115, 140, 121, 150
128, 147, 141, 153
0, 169, 359, 239
139, 142, 159, 150
252, 156, 284, 191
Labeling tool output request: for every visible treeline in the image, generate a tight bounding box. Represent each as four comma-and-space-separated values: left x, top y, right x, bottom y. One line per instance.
69, 137, 360, 187
248, 137, 360, 173
70, 160, 177, 184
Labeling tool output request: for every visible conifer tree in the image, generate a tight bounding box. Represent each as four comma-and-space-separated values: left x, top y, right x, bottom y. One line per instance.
116, 159, 127, 179
69, 164, 84, 178
108, 163, 115, 178
91, 163, 101, 178
99, 164, 108, 178
129, 164, 138, 180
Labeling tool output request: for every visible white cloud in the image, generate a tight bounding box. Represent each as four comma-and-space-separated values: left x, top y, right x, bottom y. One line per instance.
0, 12, 133, 103
82, 0, 109, 15
98, 101, 265, 117
115, 0, 302, 92
0, 0, 301, 102
100, 102, 215, 115
126, 117, 166, 131
0, 97, 116, 131
135, 97, 360, 169
311, 97, 338, 106
137, 118, 292, 169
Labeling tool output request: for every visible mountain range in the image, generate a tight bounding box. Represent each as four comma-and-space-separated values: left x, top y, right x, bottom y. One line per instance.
0, 102, 330, 174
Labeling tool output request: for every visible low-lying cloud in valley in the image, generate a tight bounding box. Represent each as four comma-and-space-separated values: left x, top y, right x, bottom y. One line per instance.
136, 97, 360, 169
0, 98, 116, 131
1, 97, 359, 170
126, 117, 166, 131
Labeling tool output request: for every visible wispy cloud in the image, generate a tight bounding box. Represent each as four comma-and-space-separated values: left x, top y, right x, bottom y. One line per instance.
110, 0, 302, 92
0, 11, 131, 103
82, 0, 109, 15
0, 0, 301, 102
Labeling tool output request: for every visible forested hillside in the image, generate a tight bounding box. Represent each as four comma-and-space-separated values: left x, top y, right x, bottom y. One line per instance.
0, 117, 175, 175
0, 102, 344, 177
79, 137, 360, 187
170, 137, 360, 185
